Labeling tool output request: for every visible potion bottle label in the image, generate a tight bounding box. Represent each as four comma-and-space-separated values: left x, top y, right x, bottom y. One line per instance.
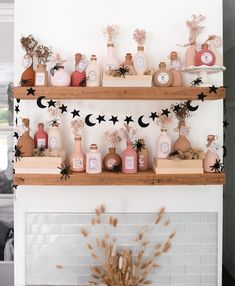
201, 52, 213, 64
37, 138, 46, 149
89, 157, 97, 170
35, 72, 46, 86
138, 155, 145, 167
157, 73, 170, 84
125, 156, 134, 170
49, 137, 57, 149
160, 142, 170, 154
134, 55, 146, 69
73, 158, 84, 169
88, 71, 97, 82
77, 59, 88, 72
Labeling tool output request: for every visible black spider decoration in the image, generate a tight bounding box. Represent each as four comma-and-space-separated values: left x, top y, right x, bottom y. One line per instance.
80, 76, 89, 87
14, 145, 23, 162
49, 119, 59, 126
110, 163, 121, 173
112, 65, 130, 78
168, 151, 179, 158
38, 146, 45, 157
57, 164, 72, 180
210, 159, 224, 173
191, 77, 203, 87
19, 79, 33, 86
132, 139, 145, 152
50, 65, 61, 76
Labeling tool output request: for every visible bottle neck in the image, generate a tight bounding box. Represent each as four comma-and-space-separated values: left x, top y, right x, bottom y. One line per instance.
107, 45, 114, 57
74, 138, 82, 152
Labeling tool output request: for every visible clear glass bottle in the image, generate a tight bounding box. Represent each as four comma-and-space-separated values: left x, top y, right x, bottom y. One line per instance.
122, 140, 137, 174
34, 123, 48, 149
122, 53, 136, 75
133, 46, 148, 75
156, 128, 172, 158
86, 144, 102, 174
137, 139, 149, 171
103, 43, 119, 75
169, 51, 183, 87
153, 62, 173, 87
70, 135, 86, 172
35, 64, 48, 87
48, 123, 62, 152
86, 55, 101, 87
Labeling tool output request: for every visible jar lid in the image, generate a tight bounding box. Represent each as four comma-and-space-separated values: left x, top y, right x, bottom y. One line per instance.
170, 51, 178, 60
90, 143, 97, 150
38, 122, 44, 128
91, 55, 97, 60
159, 62, 166, 68
161, 128, 167, 131
137, 46, 144, 51
75, 135, 82, 140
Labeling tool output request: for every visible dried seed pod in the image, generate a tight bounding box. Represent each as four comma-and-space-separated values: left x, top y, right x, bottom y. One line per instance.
80, 228, 89, 237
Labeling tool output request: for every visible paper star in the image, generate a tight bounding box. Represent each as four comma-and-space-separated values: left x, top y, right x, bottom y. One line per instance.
16, 99, 21, 103
59, 104, 67, 114
197, 92, 207, 102
96, 115, 106, 124
71, 109, 80, 118
161, 109, 171, 117
47, 99, 56, 108
27, 87, 36, 96
124, 116, 134, 125
173, 104, 182, 113
209, 85, 218, 94
15, 105, 20, 114
223, 119, 229, 128
13, 132, 19, 140
149, 112, 159, 121
109, 116, 119, 125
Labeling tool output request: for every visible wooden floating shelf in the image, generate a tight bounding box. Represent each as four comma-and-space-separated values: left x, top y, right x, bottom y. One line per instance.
14, 171, 225, 186
13, 86, 225, 100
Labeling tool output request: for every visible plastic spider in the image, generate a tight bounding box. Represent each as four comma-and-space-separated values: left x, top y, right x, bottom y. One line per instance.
14, 145, 23, 162
80, 76, 89, 87
110, 163, 121, 173
168, 151, 179, 158
57, 164, 72, 180
38, 146, 45, 157
19, 79, 33, 86
210, 159, 224, 173
49, 119, 59, 126
191, 77, 203, 87
133, 139, 146, 152
112, 65, 130, 78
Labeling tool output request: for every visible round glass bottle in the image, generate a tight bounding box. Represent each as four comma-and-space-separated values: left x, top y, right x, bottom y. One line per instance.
153, 62, 173, 87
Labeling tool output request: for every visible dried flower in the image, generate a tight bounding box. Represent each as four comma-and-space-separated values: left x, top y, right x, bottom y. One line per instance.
133, 28, 147, 46
171, 102, 191, 123
20, 34, 38, 55
120, 123, 137, 143
35, 44, 52, 64
157, 114, 173, 129
102, 24, 119, 44
104, 130, 122, 148
71, 119, 84, 137
186, 14, 205, 44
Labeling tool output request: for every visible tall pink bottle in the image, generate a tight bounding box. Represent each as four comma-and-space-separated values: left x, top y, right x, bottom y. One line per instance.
122, 140, 137, 174
70, 135, 86, 172
185, 44, 196, 67
169, 51, 183, 87
34, 123, 48, 149
203, 135, 219, 172
70, 53, 86, 87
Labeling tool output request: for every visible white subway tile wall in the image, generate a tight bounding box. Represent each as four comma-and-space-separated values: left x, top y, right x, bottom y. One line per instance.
25, 213, 217, 286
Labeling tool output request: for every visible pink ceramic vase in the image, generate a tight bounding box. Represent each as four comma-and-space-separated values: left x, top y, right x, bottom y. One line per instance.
122, 141, 137, 174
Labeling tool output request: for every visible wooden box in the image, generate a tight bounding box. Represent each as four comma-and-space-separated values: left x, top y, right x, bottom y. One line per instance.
14, 156, 64, 174
102, 75, 152, 87
153, 157, 203, 174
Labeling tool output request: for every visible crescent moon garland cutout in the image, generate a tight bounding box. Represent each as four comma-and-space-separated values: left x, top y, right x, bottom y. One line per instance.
138, 115, 150, 128
85, 114, 96, 127
186, 100, 199, 112
37, 96, 47, 109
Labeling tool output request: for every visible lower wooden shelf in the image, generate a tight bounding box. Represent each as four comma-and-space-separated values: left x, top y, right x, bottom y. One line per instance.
14, 171, 225, 186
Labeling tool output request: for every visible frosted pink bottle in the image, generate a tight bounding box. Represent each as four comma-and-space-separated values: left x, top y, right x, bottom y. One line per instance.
169, 51, 183, 87
86, 144, 102, 174
70, 135, 86, 172
156, 128, 172, 158
203, 135, 219, 172
122, 140, 137, 174
34, 123, 48, 149
185, 44, 196, 67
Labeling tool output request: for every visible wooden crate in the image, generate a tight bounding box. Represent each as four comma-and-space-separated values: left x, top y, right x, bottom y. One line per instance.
153, 157, 203, 174
14, 156, 64, 174
102, 75, 152, 87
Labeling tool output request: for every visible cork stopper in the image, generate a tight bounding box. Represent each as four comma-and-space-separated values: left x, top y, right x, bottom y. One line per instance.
161, 128, 167, 132
125, 53, 132, 60
159, 62, 166, 68
38, 122, 44, 129
137, 46, 144, 51
170, 51, 178, 60
75, 135, 82, 141
90, 55, 97, 61
139, 138, 145, 144
202, 43, 209, 49
90, 143, 97, 150
22, 118, 30, 129
75, 53, 82, 63
107, 43, 114, 47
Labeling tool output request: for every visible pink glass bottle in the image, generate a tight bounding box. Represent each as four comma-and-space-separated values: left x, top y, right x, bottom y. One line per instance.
34, 123, 48, 149
137, 139, 149, 171
195, 43, 216, 66
203, 135, 219, 172
70, 53, 86, 87
122, 140, 137, 174
103, 43, 119, 75
86, 144, 102, 174
185, 44, 196, 67
169, 51, 183, 87
70, 135, 86, 172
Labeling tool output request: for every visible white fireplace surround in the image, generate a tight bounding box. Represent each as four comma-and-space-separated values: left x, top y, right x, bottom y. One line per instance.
15, 185, 223, 286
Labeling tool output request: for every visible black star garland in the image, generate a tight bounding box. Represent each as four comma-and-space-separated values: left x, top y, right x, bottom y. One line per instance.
13, 132, 19, 140
161, 109, 171, 117
210, 159, 224, 173
13, 168, 15, 175
124, 116, 134, 125
27, 87, 36, 96
47, 99, 56, 108
197, 92, 207, 102
109, 116, 119, 125
223, 119, 229, 128
173, 104, 182, 113
57, 164, 72, 180
15, 105, 20, 114
191, 77, 203, 87
16, 99, 21, 103
59, 104, 68, 114
149, 112, 159, 121
71, 109, 80, 118
209, 85, 218, 94
96, 115, 106, 124
15, 117, 18, 126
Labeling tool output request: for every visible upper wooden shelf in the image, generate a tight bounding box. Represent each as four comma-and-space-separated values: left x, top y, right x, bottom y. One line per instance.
14, 171, 225, 186
13, 86, 225, 100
